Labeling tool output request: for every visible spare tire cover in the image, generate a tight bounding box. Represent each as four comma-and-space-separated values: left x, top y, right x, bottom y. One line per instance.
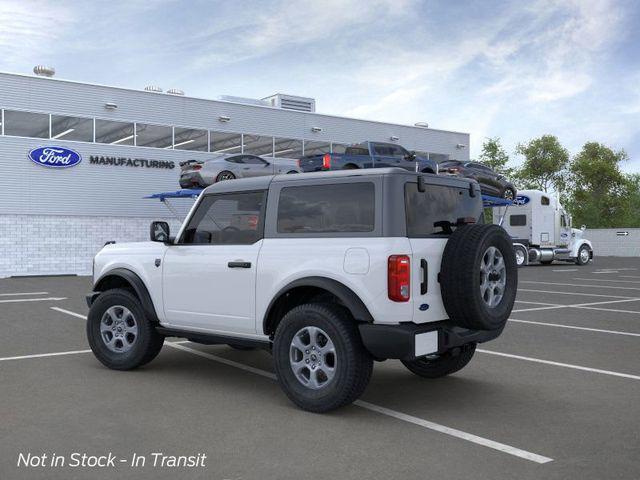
440, 224, 517, 330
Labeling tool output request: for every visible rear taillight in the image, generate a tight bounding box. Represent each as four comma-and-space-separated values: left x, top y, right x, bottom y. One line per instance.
297, 159, 301, 168
447, 167, 460, 174
388, 255, 410, 302
322, 153, 331, 169
192, 164, 202, 170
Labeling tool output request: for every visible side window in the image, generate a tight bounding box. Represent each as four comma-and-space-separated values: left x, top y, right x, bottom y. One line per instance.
510, 215, 527, 227
181, 191, 266, 245
277, 183, 375, 233
243, 155, 267, 165
541, 196, 550, 206
561, 215, 567, 227
226, 156, 243, 164
373, 145, 392, 156
389, 145, 408, 158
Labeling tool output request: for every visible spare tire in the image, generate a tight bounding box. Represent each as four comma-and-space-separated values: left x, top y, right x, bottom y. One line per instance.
440, 224, 517, 330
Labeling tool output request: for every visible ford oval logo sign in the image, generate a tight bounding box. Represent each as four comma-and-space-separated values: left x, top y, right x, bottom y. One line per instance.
28, 146, 82, 168
514, 195, 530, 206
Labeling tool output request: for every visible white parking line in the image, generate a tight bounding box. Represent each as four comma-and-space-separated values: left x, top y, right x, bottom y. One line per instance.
514, 300, 561, 306
477, 350, 640, 381
0, 297, 67, 304
552, 269, 578, 272
508, 319, 640, 337
573, 278, 640, 284
621, 275, 640, 279
0, 349, 91, 362
574, 306, 640, 315
512, 297, 640, 313
521, 281, 640, 292
355, 401, 553, 464
41, 308, 553, 464
166, 343, 552, 464
512, 305, 568, 313
51, 307, 87, 319
519, 288, 637, 299
0, 292, 49, 296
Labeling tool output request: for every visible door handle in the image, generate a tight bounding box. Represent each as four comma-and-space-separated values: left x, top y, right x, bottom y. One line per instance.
228, 261, 251, 268
420, 259, 428, 295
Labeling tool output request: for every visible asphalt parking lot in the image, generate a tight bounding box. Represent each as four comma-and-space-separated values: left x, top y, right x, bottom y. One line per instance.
1, 257, 639, 480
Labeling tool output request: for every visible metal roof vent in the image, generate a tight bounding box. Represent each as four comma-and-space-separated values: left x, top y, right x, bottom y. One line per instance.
144, 85, 163, 93
262, 94, 316, 112
167, 88, 185, 96
33, 65, 55, 77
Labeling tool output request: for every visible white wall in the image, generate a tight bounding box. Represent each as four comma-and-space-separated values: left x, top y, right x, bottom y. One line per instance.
0, 214, 182, 278
584, 228, 640, 257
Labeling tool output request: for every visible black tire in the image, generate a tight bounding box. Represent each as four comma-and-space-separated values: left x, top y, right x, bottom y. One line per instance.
514, 245, 528, 267
576, 245, 591, 265
286, 170, 298, 174
502, 187, 516, 201
87, 289, 164, 370
401, 344, 476, 378
343, 164, 358, 170
216, 171, 236, 182
273, 303, 373, 413
440, 224, 517, 330
228, 345, 256, 351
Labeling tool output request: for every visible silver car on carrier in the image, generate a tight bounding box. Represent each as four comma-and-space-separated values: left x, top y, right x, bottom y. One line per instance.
179, 154, 300, 188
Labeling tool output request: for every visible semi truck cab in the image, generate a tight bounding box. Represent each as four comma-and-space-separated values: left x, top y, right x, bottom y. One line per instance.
493, 190, 593, 266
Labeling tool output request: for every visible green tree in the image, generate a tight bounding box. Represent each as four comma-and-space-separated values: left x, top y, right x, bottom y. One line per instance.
514, 135, 569, 192
478, 137, 513, 176
567, 142, 633, 228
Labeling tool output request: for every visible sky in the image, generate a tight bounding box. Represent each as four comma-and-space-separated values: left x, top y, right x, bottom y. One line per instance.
1, 0, 639, 171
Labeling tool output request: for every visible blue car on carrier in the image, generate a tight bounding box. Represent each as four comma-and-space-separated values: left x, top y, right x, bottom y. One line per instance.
297, 141, 438, 174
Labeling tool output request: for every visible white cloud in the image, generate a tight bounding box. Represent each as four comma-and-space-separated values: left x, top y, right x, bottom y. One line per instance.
0, 0, 74, 68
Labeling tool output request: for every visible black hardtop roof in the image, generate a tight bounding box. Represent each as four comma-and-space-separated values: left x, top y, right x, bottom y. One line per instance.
201, 167, 474, 195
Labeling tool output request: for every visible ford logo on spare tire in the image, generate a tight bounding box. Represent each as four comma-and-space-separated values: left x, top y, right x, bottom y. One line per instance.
28, 146, 82, 168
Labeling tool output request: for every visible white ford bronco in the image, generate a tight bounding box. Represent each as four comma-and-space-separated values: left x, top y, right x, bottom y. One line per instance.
87, 168, 517, 412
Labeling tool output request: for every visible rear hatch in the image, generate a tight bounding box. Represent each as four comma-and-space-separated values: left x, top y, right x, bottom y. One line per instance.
179, 159, 204, 173
405, 178, 483, 323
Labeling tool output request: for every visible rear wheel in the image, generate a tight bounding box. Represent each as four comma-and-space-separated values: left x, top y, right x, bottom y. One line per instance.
402, 344, 476, 378
216, 171, 236, 182
273, 303, 372, 412
87, 289, 164, 370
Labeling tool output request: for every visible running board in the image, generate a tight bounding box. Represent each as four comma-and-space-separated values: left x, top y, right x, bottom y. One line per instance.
156, 327, 271, 351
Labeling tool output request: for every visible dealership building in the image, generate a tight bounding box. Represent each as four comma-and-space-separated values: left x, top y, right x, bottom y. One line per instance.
0, 69, 470, 278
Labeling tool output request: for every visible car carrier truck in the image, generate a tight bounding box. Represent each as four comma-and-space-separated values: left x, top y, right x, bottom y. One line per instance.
492, 189, 593, 266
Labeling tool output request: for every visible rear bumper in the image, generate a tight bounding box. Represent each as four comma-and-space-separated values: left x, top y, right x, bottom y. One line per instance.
358, 321, 503, 361
179, 172, 205, 188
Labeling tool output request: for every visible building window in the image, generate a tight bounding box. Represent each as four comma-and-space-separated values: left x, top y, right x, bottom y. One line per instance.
3, 110, 49, 138
278, 183, 375, 234
274, 137, 303, 158
51, 115, 93, 142
95, 119, 135, 145
173, 127, 208, 151
243, 135, 274, 156
135, 123, 172, 149
210, 131, 242, 154
331, 143, 348, 154
303, 140, 331, 156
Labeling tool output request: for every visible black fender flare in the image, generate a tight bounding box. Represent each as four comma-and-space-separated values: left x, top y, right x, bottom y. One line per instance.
263, 276, 374, 335
92, 268, 159, 323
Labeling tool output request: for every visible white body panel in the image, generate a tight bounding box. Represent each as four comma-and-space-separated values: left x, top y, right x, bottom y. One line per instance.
93, 241, 168, 320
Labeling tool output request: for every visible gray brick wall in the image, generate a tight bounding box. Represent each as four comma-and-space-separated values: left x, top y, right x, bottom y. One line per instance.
584, 228, 640, 257
0, 214, 182, 278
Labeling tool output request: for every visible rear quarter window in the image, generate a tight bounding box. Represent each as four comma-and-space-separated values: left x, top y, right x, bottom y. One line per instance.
510, 214, 527, 226
277, 183, 374, 233
405, 182, 481, 236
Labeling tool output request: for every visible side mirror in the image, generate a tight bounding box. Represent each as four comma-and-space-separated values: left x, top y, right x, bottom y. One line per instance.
405, 150, 416, 161
150, 221, 171, 243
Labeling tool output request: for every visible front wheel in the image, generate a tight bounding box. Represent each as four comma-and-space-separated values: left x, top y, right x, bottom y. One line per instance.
576, 245, 591, 265
402, 344, 476, 378
87, 289, 164, 370
514, 245, 527, 267
273, 303, 372, 412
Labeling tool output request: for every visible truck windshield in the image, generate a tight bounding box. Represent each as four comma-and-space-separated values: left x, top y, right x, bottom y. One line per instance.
405, 182, 482, 236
